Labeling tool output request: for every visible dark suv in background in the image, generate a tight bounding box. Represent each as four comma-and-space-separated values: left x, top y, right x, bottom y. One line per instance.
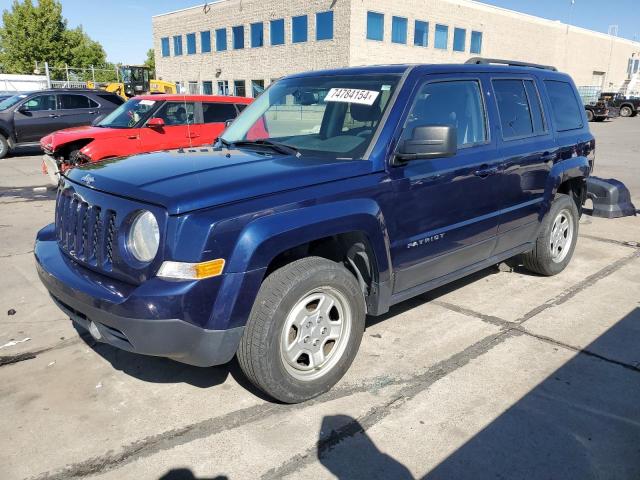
599, 92, 640, 117
0, 89, 123, 158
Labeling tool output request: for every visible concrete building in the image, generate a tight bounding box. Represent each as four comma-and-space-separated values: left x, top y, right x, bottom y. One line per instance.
152, 0, 640, 97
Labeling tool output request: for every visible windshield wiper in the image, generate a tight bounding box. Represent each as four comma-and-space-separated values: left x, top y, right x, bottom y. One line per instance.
231, 139, 302, 157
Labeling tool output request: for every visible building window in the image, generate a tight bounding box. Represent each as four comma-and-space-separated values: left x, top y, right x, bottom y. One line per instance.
434, 24, 448, 50
232, 25, 245, 49
201, 31, 211, 53
252, 79, 265, 97
453, 28, 466, 52
470, 31, 482, 54
366, 11, 384, 41
316, 11, 333, 40
173, 35, 183, 56
271, 19, 285, 45
251, 22, 264, 48
414, 21, 428, 47
292, 15, 308, 43
187, 81, 198, 94
234, 80, 246, 97
186, 33, 196, 54
217, 80, 229, 95
161, 37, 170, 57
391, 16, 407, 44
202, 81, 213, 95
216, 28, 227, 51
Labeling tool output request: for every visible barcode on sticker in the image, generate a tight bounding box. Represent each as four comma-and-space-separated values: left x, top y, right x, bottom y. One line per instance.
325, 88, 380, 106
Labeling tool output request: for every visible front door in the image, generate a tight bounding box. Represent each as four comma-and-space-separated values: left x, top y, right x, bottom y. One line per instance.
13, 94, 64, 143
387, 75, 502, 294
139, 101, 199, 151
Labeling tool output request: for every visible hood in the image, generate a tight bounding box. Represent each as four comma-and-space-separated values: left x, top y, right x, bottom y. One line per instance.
41, 126, 128, 150
65, 148, 374, 215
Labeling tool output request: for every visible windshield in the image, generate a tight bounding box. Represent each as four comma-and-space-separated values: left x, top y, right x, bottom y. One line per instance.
221, 74, 401, 159
97, 98, 157, 128
0, 94, 27, 111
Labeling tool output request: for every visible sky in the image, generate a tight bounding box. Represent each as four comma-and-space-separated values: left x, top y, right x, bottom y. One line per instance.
0, 0, 638, 65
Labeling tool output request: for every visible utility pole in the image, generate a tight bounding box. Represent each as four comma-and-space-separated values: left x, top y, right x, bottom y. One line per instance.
91, 65, 96, 84
44, 62, 51, 88
65, 63, 70, 85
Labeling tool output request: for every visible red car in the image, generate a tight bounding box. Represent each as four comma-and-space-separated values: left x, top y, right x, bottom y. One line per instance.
41, 94, 252, 184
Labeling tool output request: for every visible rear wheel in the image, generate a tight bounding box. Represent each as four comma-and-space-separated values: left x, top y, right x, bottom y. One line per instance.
0, 135, 9, 159
620, 105, 633, 117
237, 257, 365, 403
522, 194, 579, 276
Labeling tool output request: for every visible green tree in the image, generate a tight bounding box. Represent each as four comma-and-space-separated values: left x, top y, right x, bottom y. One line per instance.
144, 48, 155, 76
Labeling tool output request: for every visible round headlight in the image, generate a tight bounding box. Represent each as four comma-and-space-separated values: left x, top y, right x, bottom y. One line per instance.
127, 211, 159, 263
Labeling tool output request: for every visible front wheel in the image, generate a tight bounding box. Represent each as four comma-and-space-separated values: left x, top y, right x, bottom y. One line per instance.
620, 106, 633, 117
237, 257, 365, 403
0, 135, 9, 159
522, 194, 579, 276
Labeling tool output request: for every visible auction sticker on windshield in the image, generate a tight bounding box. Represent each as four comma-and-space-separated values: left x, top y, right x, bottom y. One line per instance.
325, 88, 380, 106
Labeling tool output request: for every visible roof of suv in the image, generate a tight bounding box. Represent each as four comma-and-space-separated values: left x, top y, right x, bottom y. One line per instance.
134, 94, 252, 103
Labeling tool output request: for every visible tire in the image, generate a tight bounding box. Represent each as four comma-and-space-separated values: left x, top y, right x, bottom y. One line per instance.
585, 109, 594, 122
522, 194, 579, 276
237, 257, 366, 403
620, 105, 633, 117
0, 135, 9, 159
595, 117, 606, 122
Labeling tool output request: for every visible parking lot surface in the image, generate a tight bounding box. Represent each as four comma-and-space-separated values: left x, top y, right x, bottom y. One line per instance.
1, 119, 639, 480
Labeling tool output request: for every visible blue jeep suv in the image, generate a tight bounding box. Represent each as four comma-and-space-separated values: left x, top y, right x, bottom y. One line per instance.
35, 60, 594, 403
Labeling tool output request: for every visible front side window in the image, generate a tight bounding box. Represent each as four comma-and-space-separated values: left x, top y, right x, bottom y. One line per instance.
216, 28, 227, 51
98, 98, 157, 128
435, 24, 448, 49
161, 37, 170, 57
493, 79, 534, 139
402, 80, 486, 147
414, 20, 428, 47
203, 102, 238, 123
545, 80, 583, 131
173, 35, 183, 56
251, 22, 264, 48
271, 19, 285, 45
201, 31, 211, 53
232, 26, 244, 49
367, 12, 384, 41
470, 31, 482, 54
234, 80, 246, 97
153, 102, 195, 125
186, 33, 196, 54
22, 94, 57, 112
453, 28, 466, 52
391, 16, 408, 44
59, 94, 98, 109
221, 74, 401, 160
316, 11, 334, 40
292, 15, 308, 43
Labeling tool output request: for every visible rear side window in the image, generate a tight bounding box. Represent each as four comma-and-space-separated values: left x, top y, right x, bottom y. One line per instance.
545, 80, 583, 131
493, 79, 546, 139
524, 80, 546, 133
58, 94, 99, 109
98, 94, 124, 106
202, 102, 237, 123
403, 80, 487, 147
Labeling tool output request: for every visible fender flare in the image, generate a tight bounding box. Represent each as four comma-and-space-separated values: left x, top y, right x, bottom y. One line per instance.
541, 156, 590, 215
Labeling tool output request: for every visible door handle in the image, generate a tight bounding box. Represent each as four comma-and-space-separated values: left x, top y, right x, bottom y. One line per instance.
48, 114, 59, 118
474, 166, 498, 178
88, 111, 97, 115
127, 135, 138, 140
186, 133, 200, 139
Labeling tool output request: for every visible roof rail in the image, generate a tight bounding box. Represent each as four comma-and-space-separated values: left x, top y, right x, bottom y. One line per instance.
465, 57, 558, 71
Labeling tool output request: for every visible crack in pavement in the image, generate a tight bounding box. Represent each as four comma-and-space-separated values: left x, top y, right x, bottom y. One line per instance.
0, 250, 34, 258
27, 248, 640, 480
0, 336, 84, 369
580, 233, 639, 249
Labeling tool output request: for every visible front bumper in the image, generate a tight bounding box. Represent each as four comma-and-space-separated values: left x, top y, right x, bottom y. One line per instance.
35, 225, 243, 367
42, 154, 60, 186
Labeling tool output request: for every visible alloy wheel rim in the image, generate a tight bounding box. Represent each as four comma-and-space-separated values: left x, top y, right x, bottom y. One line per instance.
549, 208, 574, 263
280, 287, 352, 382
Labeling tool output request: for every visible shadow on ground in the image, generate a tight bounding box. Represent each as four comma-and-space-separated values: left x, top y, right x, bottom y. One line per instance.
159, 468, 228, 479
314, 308, 640, 480
0, 184, 56, 203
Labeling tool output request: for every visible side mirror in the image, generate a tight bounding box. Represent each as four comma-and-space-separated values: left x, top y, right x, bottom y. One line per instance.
147, 117, 165, 129
224, 119, 234, 128
395, 125, 457, 164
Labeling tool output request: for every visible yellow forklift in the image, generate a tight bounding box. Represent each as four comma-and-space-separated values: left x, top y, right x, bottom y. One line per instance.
88, 65, 176, 100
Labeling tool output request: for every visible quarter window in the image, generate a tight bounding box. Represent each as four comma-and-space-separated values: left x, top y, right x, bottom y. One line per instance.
414, 20, 428, 47
270, 19, 285, 45
366, 12, 384, 41
391, 16, 408, 44
251, 22, 264, 48
435, 24, 448, 49
203, 102, 238, 123
545, 80, 584, 131
316, 11, 334, 40
493, 79, 534, 139
216, 28, 227, 51
403, 80, 486, 147
59, 94, 98, 109
201, 31, 211, 53
453, 28, 466, 52
292, 15, 308, 43
470, 31, 483, 54
161, 37, 170, 57
232, 26, 245, 49
173, 35, 183, 56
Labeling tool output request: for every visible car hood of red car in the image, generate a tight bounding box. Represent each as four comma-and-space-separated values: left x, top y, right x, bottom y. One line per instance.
41, 126, 131, 150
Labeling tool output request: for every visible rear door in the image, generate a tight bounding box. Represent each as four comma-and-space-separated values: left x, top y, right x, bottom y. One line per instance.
57, 94, 101, 129
489, 76, 555, 254
139, 101, 197, 151
13, 93, 64, 143
200, 101, 240, 142
387, 74, 502, 293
